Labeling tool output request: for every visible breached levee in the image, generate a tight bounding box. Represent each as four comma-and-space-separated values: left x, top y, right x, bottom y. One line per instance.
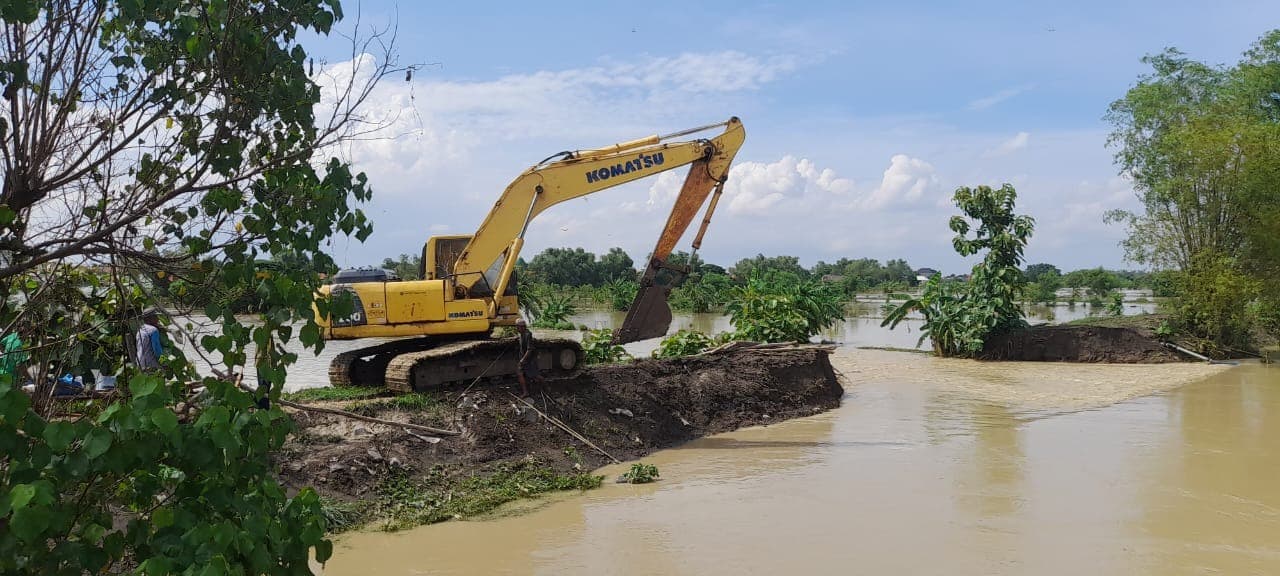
978, 325, 1183, 363
276, 346, 843, 531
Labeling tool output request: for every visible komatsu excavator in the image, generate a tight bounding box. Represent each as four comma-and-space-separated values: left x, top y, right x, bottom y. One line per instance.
314, 117, 746, 392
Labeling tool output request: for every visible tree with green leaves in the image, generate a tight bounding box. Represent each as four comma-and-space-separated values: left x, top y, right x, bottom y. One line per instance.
1105, 30, 1280, 347
883, 184, 1034, 356
729, 254, 808, 282
597, 247, 635, 283
525, 247, 601, 286
1023, 263, 1061, 284
0, 0, 400, 572
1026, 268, 1061, 304
380, 253, 423, 280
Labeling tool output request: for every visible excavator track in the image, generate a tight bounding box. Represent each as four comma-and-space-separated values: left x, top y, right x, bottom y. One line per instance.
328, 338, 440, 388
329, 336, 584, 393
384, 337, 584, 394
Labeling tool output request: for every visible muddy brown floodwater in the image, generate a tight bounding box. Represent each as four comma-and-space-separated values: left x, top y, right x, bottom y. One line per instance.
318, 350, 1280, 576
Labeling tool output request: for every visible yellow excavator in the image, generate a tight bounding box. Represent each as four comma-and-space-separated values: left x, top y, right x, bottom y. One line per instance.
314, 117, 746, 392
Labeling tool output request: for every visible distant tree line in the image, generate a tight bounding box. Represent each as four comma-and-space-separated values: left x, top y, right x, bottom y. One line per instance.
368, 247, 1184, 315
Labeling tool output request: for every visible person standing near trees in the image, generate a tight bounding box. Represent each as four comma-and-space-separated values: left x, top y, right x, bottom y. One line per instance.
135, 308, 164, 372
515, 318, 542, 397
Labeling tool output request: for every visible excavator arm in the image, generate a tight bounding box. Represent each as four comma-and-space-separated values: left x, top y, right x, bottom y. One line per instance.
450, 117, 746, 341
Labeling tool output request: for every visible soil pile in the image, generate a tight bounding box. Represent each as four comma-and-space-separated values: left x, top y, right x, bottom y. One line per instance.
979, 325, 1183, 363
276, 346, 843, 509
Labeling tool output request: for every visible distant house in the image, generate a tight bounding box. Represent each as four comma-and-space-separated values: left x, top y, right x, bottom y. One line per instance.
914, 267, 940, 283
820, 274, 846, 284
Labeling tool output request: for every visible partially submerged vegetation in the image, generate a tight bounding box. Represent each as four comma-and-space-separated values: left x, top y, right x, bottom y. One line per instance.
618, 463, 661, 484
883, 184, 1035, 357
325, 459, 604, 532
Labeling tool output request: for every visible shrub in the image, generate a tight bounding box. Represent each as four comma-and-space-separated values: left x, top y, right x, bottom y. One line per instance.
1107, 291, 1125, 316
725, 272, 844, 343
605, 279, 639, 312
581, 329, 629, 364
530, 292, 577, 330
1176, 251, 1262, 350
618, 463, 660, 484
654, 330, 713, 358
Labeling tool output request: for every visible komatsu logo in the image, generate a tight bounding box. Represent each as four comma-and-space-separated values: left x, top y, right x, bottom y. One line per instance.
585, 152, 664, 183
448, 310, 485, 319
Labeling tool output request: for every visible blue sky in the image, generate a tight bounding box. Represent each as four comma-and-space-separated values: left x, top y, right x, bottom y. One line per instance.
305, 1, 1280, 274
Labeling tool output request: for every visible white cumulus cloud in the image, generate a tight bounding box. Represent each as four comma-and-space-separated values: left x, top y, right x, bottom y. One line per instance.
860, 154, 939, 210
984, 132, 1031, 157
723, 155, 854, 216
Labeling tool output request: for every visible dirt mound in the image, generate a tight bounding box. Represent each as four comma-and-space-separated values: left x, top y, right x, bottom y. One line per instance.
978, 325, 1183, 363
276, 347, 844, 508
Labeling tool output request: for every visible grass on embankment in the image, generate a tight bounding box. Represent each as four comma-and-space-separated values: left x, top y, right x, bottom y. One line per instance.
282, 385, 387, 403
320, 458, 603, 533
1065, 313, 1167, 333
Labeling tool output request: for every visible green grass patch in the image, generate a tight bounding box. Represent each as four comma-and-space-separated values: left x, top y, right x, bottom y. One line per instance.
346, 392, 448, 419
282, 386, 386, 403
364, 458, 603, 533
320, 497, 366, 533
1066, 313, 1166, 331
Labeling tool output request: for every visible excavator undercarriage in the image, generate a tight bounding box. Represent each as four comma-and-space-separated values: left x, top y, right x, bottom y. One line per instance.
328, 336, 585, 393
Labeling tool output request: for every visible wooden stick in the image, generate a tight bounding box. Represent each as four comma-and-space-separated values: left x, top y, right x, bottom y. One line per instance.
226, 372, 461, 437
508, 392, 620, 464
274, 398, 462, 436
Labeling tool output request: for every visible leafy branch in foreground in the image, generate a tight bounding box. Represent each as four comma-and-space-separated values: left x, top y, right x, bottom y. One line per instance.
0, 0, 402, 572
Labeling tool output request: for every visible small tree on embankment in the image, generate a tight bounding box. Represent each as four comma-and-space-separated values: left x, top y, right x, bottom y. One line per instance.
882, 184, 1035, 357
0, 1, 401, 572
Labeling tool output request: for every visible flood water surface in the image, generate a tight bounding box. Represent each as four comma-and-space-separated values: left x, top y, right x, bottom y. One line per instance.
320, 351, 1280, 575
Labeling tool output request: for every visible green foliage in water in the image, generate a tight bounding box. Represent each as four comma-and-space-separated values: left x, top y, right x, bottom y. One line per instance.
582, 329, 630, 365
1025, 269, 1062, 305
1108, 291, 1125, 316
530, 292, 578, 330
369, 460, 604, 532
725, 272, 844, 343
618, 463, 661, 484
653, 330, 714, 358
883, 184, 1034, 357
670, 272, 734, 313
605, 278, 639, 312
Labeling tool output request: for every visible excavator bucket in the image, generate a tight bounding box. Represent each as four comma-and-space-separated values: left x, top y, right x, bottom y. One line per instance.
613, 263, 685, 344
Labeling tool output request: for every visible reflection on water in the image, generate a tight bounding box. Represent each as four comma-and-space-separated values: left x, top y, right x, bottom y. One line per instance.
321, 351, 1279, 576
